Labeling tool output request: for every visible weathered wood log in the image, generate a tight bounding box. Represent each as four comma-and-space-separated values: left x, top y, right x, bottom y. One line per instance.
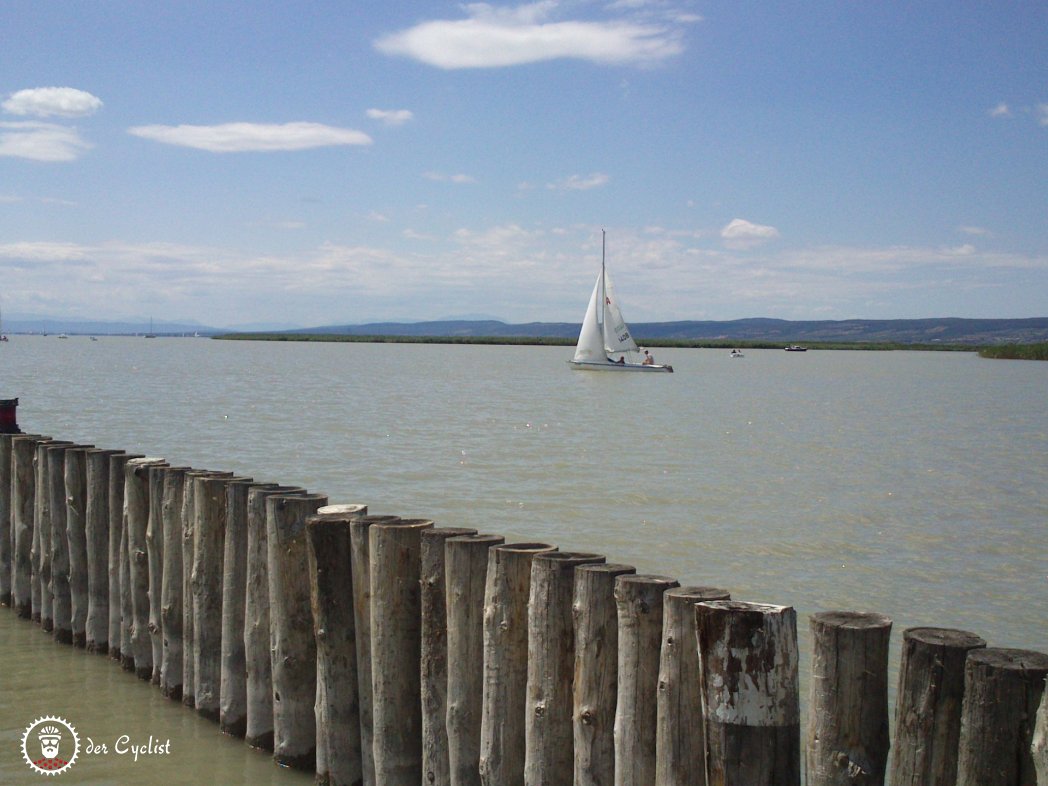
126, 456, 166, 678
445, 533, 505, 786
348, 513, 401, 786
38, 440, 71, 629
159, 465, 192, 699
805, 610, 892, 786
49, 442, 82, 643
479, 541, 557, 786
306, 505, 367, 786
1033, 677, 1048, 783
524, 551, 606, 786
181, 469, 231, 704
147, 463, 179, 680
695, 600, 801, 786
219, 478, 271, 737
267, 491, 328, 770
956, 647, 1048, 786
64, 445, 93, 647
244, 483, 305, 751
420, 526, 478, 786
889, 627, 986, 786
0, 433, 14, 607
654, 585, 731, 786
107, 452, 140, 660
613, 574, 679, 786
370, 518, 435, 785
11, 435, 48, 619
85, 449, 120, 653
573, 562, 637, 786
193, 473, 246, 721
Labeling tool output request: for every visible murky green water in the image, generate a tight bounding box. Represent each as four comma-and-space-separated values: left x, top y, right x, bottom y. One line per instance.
1, 336, 1045, 781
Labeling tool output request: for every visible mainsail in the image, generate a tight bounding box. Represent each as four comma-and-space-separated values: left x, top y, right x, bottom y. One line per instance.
572, 234, 640, 363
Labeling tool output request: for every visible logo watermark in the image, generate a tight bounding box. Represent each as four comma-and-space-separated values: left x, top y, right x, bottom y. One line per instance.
21, 716, 79, 776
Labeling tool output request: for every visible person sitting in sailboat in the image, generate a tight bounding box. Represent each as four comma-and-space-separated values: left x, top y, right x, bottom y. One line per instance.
642, 350, 654, 365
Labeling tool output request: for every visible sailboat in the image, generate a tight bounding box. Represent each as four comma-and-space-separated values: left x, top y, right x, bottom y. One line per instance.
0, 303, 7, 342
568, 231, 673, 372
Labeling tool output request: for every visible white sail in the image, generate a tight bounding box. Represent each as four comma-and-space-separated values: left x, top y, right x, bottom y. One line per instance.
572, 272, 607, 362
600, 269, 639, 354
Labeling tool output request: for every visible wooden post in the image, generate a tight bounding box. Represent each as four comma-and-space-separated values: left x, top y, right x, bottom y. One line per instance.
446, 533, 505, 786
193, 473, 246, 721
85, 449, 120, 653
805, 611, 892, 786
12, 434, 48, 619
1, 433, 12, 599
306, 505, 367, 786
181, 469, 231, 705
573, 563, 636, 786
524, 551, 606, 786
244, 484, 305, 751
479, 541, 557, 786
147, 464, 180, 680
613, 574, 679, 786
64, 444, 93, 647
695, 601, 801, 786
0, 433, 13, 607
956, 647, 1048, 786
889, 627, 986, 786
349, 513, 401, 786
49, 442, 80, 643
1033, 677, 1048, 783
370, 518, 434, 785
654, 586, 731, 786
38, 440, 71, 629
127, 456, 166, 678
159, 465, 192, 699
268, 491, 328, 770
107, 452, 140, 661
421, 526, 477, 786
220, 479, 272, 736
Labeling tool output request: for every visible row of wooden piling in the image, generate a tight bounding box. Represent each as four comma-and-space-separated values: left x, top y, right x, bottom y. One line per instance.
1, 429, 1046, 785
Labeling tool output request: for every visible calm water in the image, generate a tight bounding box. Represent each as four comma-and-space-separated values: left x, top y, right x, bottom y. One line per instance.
2, 336, 1046, 782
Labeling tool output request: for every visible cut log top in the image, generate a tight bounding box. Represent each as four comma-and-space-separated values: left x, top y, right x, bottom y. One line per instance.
315, 503, 367, 516
966, 647, 1048, 673
493, 542, 558, 554
811, 609, 892, 630
665, 585, 731, 603
903, 626, 988, 649
533, 551, 606, 568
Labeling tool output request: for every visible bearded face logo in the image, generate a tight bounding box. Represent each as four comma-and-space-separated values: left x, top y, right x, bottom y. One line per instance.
38, 726, 62, 759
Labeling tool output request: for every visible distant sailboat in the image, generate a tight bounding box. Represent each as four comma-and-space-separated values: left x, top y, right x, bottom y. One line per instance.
0, 303, 7, 342
145, 318, 156, 338
568, 231, 673, 372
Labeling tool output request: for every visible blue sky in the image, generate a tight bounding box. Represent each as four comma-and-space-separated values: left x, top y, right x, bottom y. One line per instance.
1, 1, 1046, 328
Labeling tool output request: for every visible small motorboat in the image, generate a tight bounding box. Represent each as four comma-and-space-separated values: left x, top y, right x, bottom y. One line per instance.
784, 345, 808, 352
730, 349, 744, 358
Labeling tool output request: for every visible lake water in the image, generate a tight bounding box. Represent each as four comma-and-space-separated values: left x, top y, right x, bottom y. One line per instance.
1, 336, 1046, 782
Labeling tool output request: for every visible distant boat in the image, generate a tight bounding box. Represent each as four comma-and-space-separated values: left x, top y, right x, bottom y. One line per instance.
730, 349, 744, 358
568, 231, 673, 373
0, 305, 7, 342
784, 345, 808, 352
58, 333, 69, 339
145, 318, 156, 338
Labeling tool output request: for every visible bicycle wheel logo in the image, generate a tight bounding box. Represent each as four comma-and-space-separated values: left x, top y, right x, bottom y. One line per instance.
21, 716, 80, 776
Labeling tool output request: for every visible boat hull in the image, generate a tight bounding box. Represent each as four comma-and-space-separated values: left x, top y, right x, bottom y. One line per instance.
569, 360, 674, 373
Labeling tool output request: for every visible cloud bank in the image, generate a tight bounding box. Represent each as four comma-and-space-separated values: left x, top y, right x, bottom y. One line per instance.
721, 218, 780, 248
0, 122, 93, 161
374, 2, 686, 69
127, 122, 373, 152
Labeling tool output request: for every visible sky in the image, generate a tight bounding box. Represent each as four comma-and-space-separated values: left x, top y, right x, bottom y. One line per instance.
1, 1, 1047, 329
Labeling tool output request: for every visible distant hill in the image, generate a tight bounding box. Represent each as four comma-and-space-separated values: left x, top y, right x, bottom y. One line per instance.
297, 317, 1048, 345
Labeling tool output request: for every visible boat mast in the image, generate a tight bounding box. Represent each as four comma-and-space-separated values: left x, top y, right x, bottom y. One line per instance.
600, 229, 607, 353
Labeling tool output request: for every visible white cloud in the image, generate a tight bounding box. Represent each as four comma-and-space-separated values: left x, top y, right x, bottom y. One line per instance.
958, 225, 990, 237
127, 122, 373, 152
1037, 104, 1048, 127
0, 122, 93, 161
374, 2, 685, 69
366, 108, 414, 126
0, 240, 88, 261
547, 172, 609, 190
988, 102, 1011, 118
2, 87, 103, 118
720, 218, 780, 248
424, 171, 477, 184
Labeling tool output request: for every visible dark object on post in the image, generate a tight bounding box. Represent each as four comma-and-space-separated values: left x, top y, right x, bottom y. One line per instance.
0, 398, 19, 434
